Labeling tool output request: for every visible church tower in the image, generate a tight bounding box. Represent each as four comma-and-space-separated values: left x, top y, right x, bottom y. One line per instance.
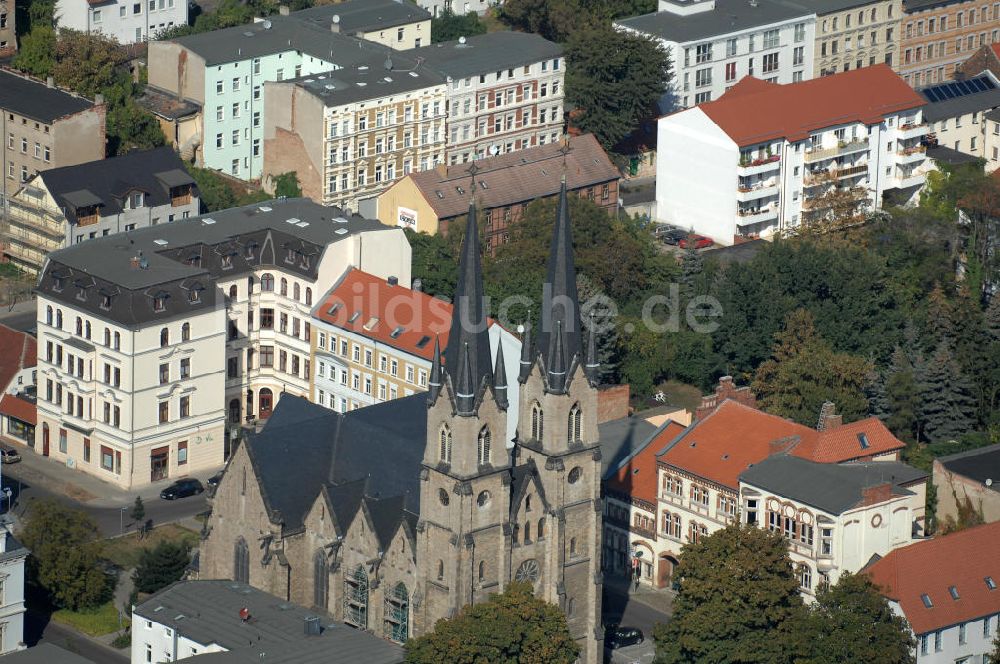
513, 181, 603, 663
417, 203, 511, 633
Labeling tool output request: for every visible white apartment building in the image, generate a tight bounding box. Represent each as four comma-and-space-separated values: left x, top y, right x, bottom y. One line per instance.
56, 0, 188, 43
656, 65, 929, 245
616, 0, 816, 110
866, 521, 1000, 664
0, 524, 27, 655
740, 454, 927, 596
920, 72, 1000, 162
310, 267, 521, 439
35, 198, 409, 489
405, 32, 566, 164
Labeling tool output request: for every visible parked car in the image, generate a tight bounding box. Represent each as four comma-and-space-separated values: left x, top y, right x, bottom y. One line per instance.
160, 478, 205, 500
677, 233, 713, 249
605, 625, 644, 650
652, 223, 680, 237
207, 470, 225, 495
0, 447, 21, 464
659, 228, 690, 245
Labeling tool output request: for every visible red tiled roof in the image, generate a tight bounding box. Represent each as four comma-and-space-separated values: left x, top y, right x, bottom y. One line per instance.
698, 65, 925, 147
313, 268, 501, 362
0, 324, 36, 393
0, 394, 35, 426
865, 521, 1000, 634
406, 133, 619, 220
992, 43, 1000, 60
608, 421, 686, 504
655, 400, 905, 489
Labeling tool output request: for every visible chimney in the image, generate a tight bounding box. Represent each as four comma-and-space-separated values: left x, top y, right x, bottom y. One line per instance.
435, 162, 448, 177
303, 615, 322, 636
331, 15, 341, 32
387, 275, 398, 286
412, 278, 422, 292
817, 401, 842, 431
46, 76, 54, 88
861, 482, 893, 507
278, 4, 290, 15
94, 93, 105, 106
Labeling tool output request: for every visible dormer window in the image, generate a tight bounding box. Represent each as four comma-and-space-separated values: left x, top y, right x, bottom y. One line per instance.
187, 285, 204, 304
185, 253, 201, 267
153, 294, 168, 312
221, 254, 233, 269
129, 192, 144, 209
245, 242, 258, 259
285, 248, 296, 263
53, 275, 65, 292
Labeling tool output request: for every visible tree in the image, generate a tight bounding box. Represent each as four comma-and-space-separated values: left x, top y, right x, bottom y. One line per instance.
752, 309, 873, 426
798, 573, 915, 664
796, 173, 871, 235
989, 629, 1000, 664
500, 0, 584, 43
12, 25, 57, 77
132, 540, 191, 594
405, 229, 459, 301
19, 499, 113, 611
51, 30, 129, 96
920, 341, 977, 442
565, 24, 670, 152
881, 345, 925, 443
130, 496, 146, 534
654, 523, 805, 664
272, 172, 303, 199
431, 10, 487, 44
404, 581, 578, 664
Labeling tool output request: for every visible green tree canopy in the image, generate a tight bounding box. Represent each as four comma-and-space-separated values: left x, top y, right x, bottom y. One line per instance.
565, 24, 670, 151
19, 499, 113, 611
132, 540, 191, 594
654, 523, 805, 664
404, 581, 578, 664
272, 171, 303, 199
797, 573, 915, 664
12, 25, 57, 77
431, 10, 487, 43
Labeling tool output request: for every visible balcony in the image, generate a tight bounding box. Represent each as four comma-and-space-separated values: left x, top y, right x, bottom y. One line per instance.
897, 122, 929, 140
804, 163, 869, 185
804, 138, 870, 162
736, 202, 779, 226
892, 171, 926, 188
896, 145, 927, 163
737, 154, 781, 176
736, 180, 779, 201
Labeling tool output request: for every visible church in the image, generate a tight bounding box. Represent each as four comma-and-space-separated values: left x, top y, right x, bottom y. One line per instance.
200, 182, 605, 663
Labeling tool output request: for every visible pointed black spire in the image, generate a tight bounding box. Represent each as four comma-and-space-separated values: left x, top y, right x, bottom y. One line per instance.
584, 311, 600, 386
518, 319, 533, 383
539, 179, 582, 374
547, 320, 567, 393
427, 336, 442, 404
493, 341, 508, 410
455, 342, 475, 414
444, 203, 493, 411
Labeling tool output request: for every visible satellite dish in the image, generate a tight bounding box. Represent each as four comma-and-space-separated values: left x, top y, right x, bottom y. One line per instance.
333, 14, 340, 23
459, 36, 467, 44
490, 145, 500, 156
262, 19, 272, 29
987, 478, 994, 487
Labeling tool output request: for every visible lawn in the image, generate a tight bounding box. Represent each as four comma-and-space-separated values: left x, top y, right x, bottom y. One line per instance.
52, 601, 128, 636
102, 523, 200, 570
652, 379, 704, 414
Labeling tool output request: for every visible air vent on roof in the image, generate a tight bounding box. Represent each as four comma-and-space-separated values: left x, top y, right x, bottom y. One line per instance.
435, 190, 444, 199
479, 180, 487, 189
153, 239, 168, 246
356, 82, 367, 87
325, 84, 335, 90
296, 221, 309, 228
175, 614, 186, 621
285, 217, 301, 224
948, 586, 960, 600
334, 217, 349, 224
409, 71, 419, 78
203, 217, 217, 225
920, 593, 933, 608
384, 76, 393, 83
390, 326, 404, 338
154, 606, 165, 612
358, 65, 369, 71
416, 335, 431, 349
348, 311, 361, 323
335, 228, 349, 235
305, 78, 315, 83
327, 303, 342, 315
258, 206, 272, 212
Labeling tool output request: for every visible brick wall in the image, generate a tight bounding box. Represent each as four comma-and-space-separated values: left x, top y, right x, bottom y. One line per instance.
597, 384, 630, 423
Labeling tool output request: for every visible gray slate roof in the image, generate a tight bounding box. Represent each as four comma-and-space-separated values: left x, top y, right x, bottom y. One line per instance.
926, 145, 983, 165
403, 32, 563, 79
919, 77, 1000, 122
134, 580, 403, 663
598, 415, 660, 480
0, 644, 96, 664
35, 147, 196, 226
740, 455, 927, 514
939, 443, 1000, 492
38, 198, 391, 327
0, 70, 95, 124
289, 55, 445, 107
904, 0, 968, 11
292, 0, 431, 33
616, 0, 813, 44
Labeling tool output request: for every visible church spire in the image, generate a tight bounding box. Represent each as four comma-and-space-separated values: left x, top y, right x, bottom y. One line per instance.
584, 311, 600, 386
427, 336, 442, 404
493, 340, 508, 410
547, 320, 567, 393
444, 203, 493, 413
538, 178, 583, 378
518, 319, 533, 383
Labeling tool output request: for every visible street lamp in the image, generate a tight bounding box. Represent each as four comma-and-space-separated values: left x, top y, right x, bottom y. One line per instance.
120, 506, 128, 536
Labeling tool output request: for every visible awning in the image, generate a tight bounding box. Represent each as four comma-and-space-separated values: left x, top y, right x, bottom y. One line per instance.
0, 395, 36, 426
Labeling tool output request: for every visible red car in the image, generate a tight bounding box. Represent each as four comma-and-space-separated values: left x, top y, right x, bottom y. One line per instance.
678, 234, 713, 249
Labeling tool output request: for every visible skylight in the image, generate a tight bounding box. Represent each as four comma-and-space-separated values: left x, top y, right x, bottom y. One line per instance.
857, 433, 870, 449
920, 594, 933, 608
390, 326, 405, 339
416, 335, 431, 349
203, 217, 217, 225
948, 586, 959, 600
987, 577, 997, 590
348, 311, 360, 323
327, 303, 342, 315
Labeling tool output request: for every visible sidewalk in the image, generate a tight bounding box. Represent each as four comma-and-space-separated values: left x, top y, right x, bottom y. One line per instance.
604, 575, 675, 616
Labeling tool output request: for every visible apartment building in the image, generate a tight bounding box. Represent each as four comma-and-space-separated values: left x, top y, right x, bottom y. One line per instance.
311, 267, 521, 438
35, 198, 409, 489
656, 65, 929, 245
55, 0, 188, 43
646, 378, 906, 588
0, 70, 105, 211
0, 0, 15, 57
263, 56, 447, 211
866, 521, 1000, 664
4, 147, 199, 274
290, 1, 431, 50
616, 0, 816, 110
404, 32, 566, 163
0, 524, 27, 655
377, 133, 619, 248
920, 72, 1000, 160
740, 455, 927, 595
813, 0, 903, 75
0, 324, 35, 449
900, 0, 1000, 87
145, 4, 425, 181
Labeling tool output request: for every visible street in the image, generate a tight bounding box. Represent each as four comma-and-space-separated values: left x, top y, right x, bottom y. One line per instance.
25, 612, 127, 664
603, 584, 671, 664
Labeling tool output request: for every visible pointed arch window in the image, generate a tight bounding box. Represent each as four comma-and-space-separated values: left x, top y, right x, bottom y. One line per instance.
437, 560, 445, 580
568, 403, 582, 443
478, 560, 485, 581
384, 583, 409, 642
477, 426, 491, 465
313, 550, 329, 609
531, 402, 544, 441
439, 425, 452, 463
537, 517, 545, 539
343, 566, 369, 628
233, 537, 249, 584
